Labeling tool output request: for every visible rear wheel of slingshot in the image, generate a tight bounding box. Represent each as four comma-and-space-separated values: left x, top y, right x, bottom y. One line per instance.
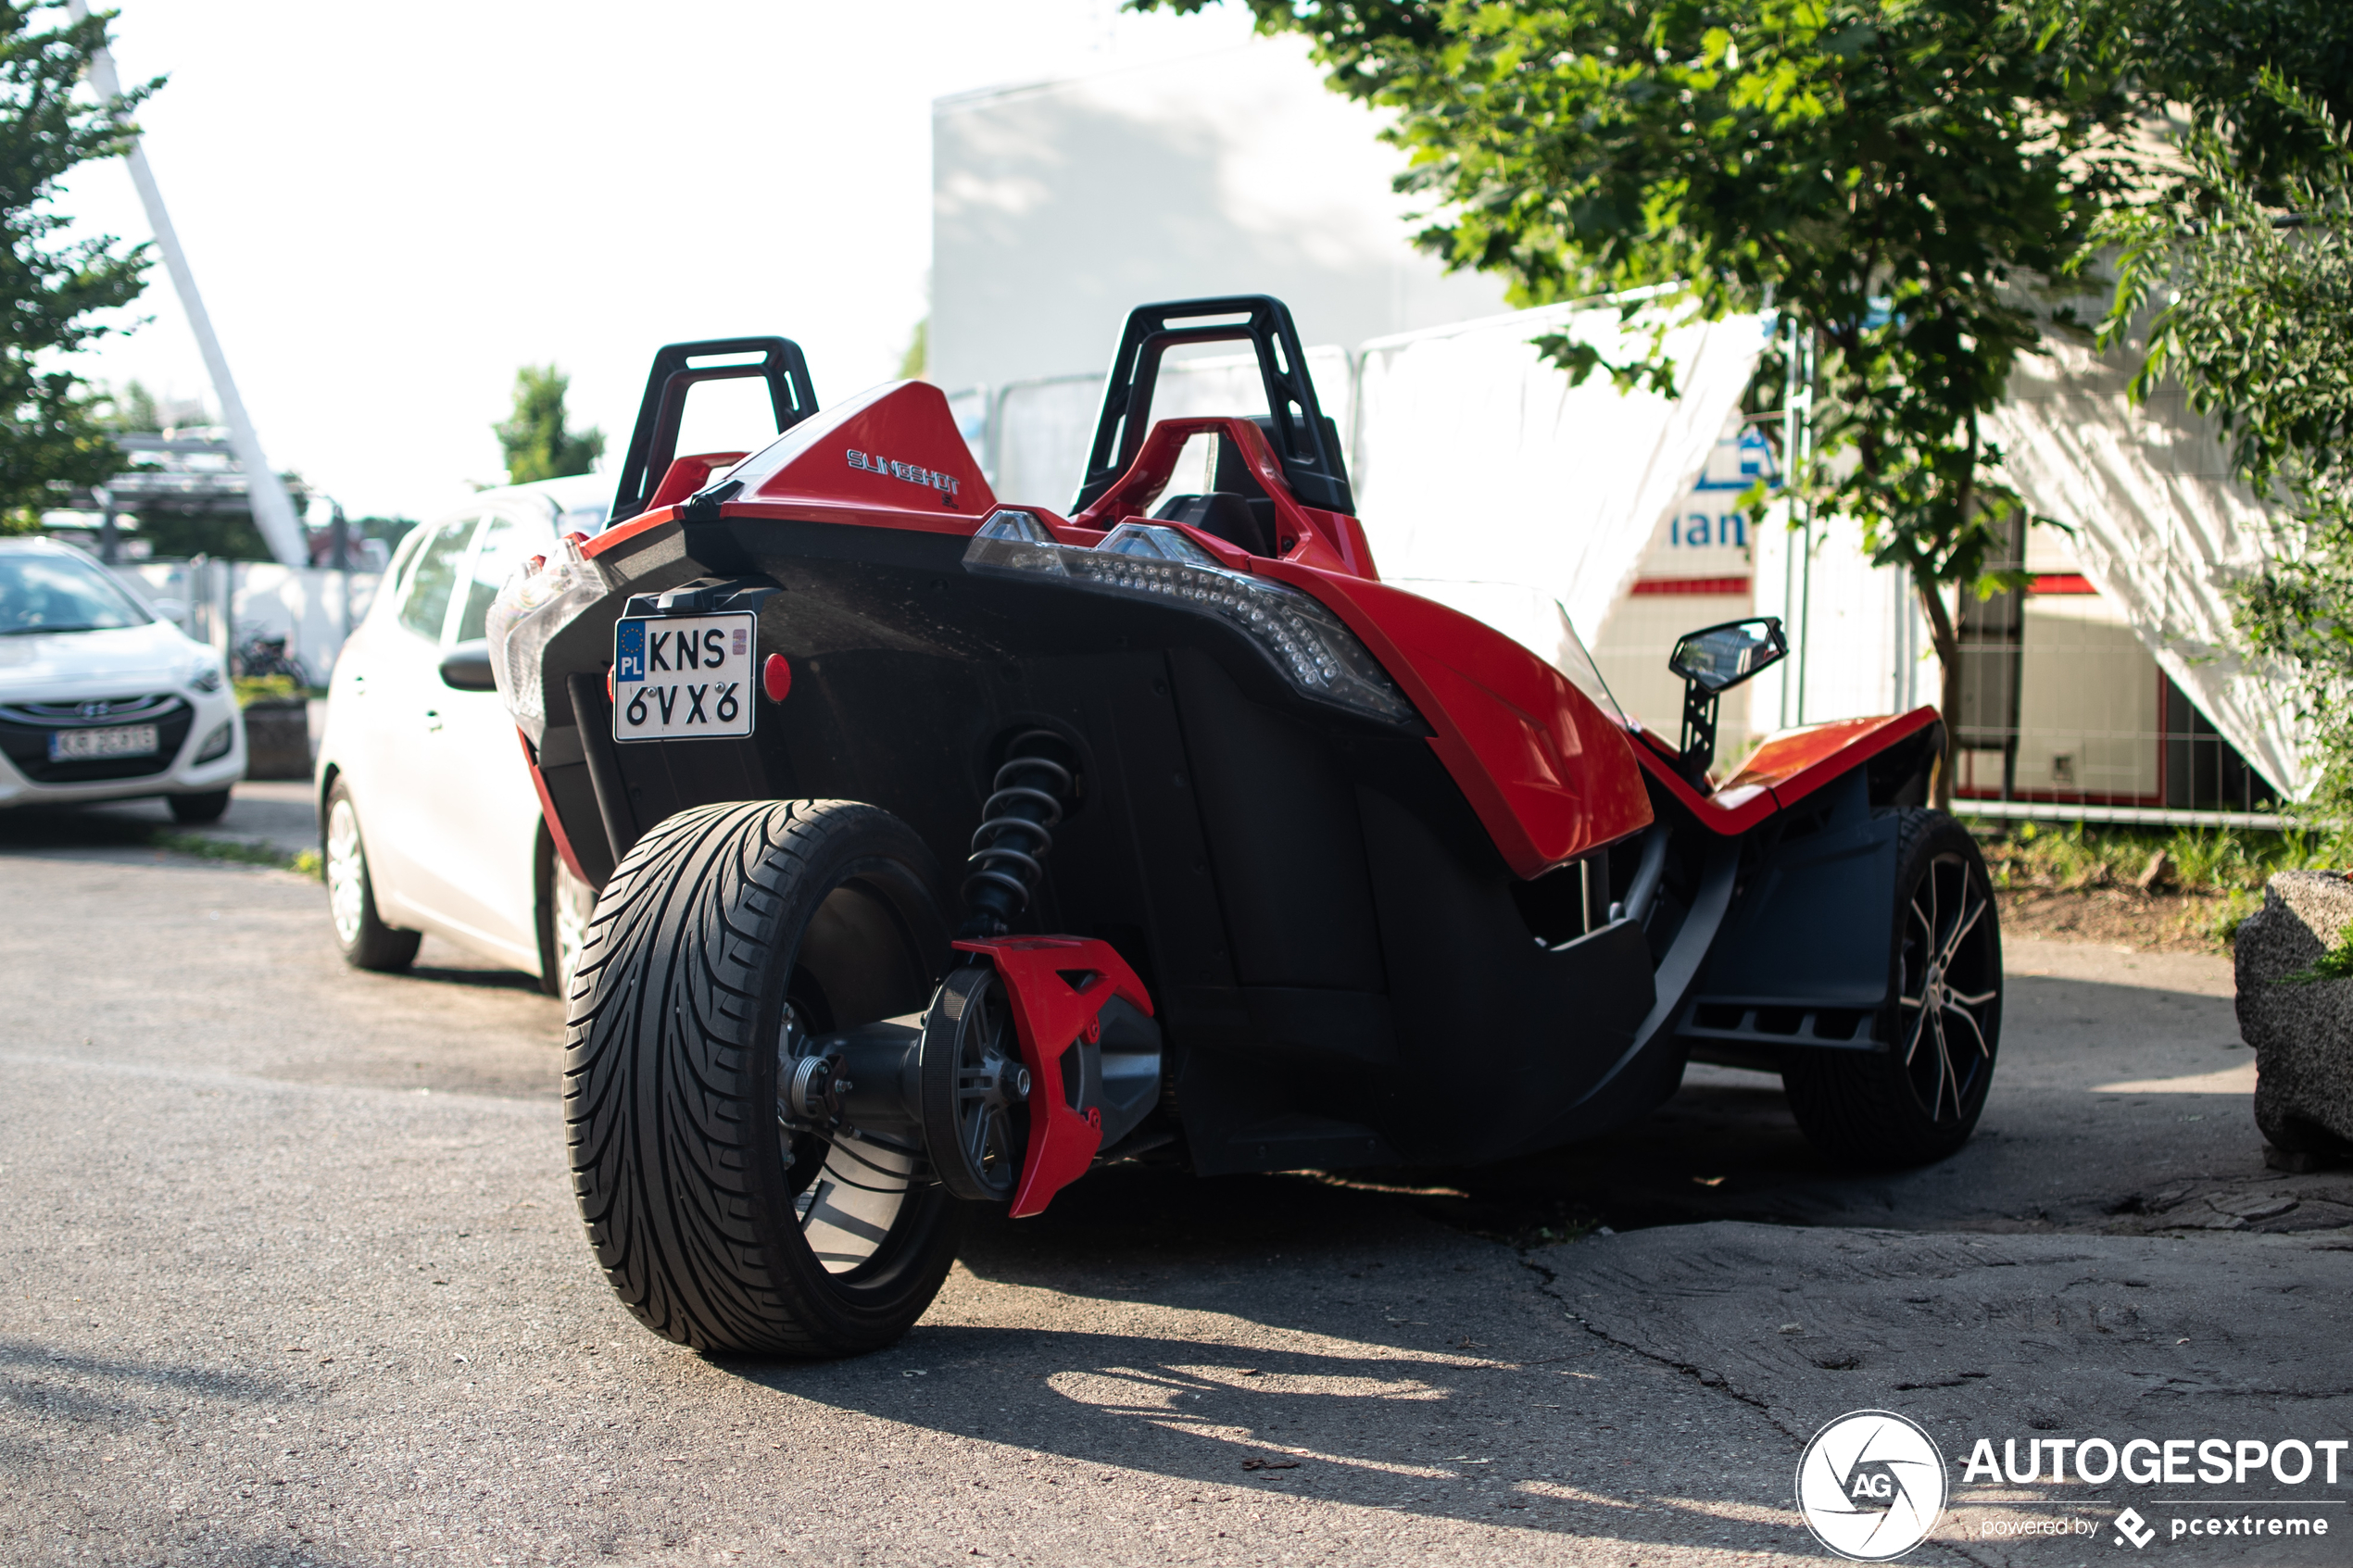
1783, 809, 2002, 1168
563, 798, 963, 1357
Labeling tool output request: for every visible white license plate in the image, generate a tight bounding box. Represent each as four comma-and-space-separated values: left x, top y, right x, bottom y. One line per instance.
612, 612, 756, 742
49, 723, 159, 760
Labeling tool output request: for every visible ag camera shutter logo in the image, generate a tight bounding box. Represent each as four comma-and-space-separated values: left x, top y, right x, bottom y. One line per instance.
1796, 1411, 1948, 1561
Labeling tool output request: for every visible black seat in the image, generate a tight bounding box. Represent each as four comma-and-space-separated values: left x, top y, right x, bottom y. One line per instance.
1150, 489, 1274, 556
1147, 416, 1348, 557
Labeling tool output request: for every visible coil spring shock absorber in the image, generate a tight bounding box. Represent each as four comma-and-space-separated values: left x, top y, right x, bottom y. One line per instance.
961, 730, 1075, 938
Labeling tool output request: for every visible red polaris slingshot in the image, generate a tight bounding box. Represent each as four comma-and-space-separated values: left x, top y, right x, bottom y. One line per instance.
483, 295, 2001, 1358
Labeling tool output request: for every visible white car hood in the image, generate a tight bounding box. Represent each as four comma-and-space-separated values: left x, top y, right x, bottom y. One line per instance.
0, 620, 201, 699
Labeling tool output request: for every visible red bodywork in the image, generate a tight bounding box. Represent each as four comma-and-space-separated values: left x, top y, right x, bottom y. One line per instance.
951, 935, 1153, 1218
581, 386, 1655, 876
529, 377, 1941, 1211
1629, 709, 1944, 834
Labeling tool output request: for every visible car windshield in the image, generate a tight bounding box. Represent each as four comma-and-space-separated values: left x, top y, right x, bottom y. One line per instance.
0, 550, 152, 635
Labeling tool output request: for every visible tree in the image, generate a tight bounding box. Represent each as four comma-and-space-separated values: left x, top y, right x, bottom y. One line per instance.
1137, 0, 2353, 806
899, 318, 928, 381
0, 2, 156, 534
98, 376, 158, 432
2099, 75, 2353, 802
494, 364, 603, 485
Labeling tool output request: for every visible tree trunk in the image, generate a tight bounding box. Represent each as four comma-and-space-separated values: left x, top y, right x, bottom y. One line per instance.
1917, 578, 1961, 813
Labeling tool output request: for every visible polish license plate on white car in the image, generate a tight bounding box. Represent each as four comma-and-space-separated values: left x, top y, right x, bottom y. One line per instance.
48, 723, 159, 761
612, 612, 756, 743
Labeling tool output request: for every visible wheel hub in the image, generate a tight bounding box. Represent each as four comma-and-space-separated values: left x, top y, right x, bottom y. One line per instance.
918, 963, 1031, 1202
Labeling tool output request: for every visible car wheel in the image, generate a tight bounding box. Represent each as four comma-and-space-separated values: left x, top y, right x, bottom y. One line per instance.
539, 847, 595, 1001
169, 789, 232, 825
323, 780, 422, 972
1782, 809, 2001, 1167
565, 798, 963, 1358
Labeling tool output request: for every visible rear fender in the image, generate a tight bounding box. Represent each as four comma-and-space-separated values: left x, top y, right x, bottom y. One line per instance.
952, 936, 1159, 1218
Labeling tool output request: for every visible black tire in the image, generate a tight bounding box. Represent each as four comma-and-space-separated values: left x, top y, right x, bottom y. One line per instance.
1783, 809, 2001, 1167
321, 779, 422, 972
169, 788, 232, 825
565, 798, 963, 1357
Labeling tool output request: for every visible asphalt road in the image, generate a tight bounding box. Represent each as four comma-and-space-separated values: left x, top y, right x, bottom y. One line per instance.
5, 803, 2351, 1567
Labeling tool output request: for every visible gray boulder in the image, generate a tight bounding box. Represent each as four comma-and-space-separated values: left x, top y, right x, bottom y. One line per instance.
2235, 870, 2353, 1162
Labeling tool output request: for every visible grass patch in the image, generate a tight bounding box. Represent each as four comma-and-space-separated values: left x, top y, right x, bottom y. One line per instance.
1963, 818, 2349, 949
1970, 818, 2347, 897
233, 674, 301, 707
151, 830, 320, 879
2282, 920, 2353, 985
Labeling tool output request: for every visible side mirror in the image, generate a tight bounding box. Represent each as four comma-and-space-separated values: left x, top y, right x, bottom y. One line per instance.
1668, 618, 1786, 695
438, 639, 497, 692
1667, 617, 1786, 784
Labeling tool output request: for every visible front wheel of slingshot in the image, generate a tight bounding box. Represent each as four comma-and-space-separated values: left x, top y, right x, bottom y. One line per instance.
1783, 809, 2003, 1168
564, 799, 965, 1357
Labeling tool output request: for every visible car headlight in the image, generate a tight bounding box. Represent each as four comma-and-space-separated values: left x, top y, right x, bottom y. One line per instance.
962, 511, 1420, 728
187, 659, 224, 694
194, 721, 234, 762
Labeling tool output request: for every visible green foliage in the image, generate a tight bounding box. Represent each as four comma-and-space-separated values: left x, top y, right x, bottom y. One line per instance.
233, 673, 298, 707
1136, 0, 2353, 802
98, 377, 159, 432
2098, 73, 2353, 805
1975, 816, 2348, 946
1980, 816, 2353, 895
0, 4, 158, 534
494, 364, 603, 486
137, 511, 270, 560
2281, 921, 2353, 985
899, 318, 928, 381
352, 514, 417, 553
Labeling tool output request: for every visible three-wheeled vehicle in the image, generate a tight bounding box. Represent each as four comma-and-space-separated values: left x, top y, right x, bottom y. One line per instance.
483, 298, 2001, 1357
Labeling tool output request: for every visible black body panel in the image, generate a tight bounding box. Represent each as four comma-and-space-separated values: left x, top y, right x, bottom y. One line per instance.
1679, 769, 1904, 1068
532, 512, 1662, 1173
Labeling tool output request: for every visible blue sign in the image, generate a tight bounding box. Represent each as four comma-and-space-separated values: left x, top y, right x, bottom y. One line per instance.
615, 621, 646, 684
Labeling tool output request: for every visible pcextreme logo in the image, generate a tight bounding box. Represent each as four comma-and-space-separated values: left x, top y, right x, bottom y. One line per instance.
1796, 1411, 1949, 1561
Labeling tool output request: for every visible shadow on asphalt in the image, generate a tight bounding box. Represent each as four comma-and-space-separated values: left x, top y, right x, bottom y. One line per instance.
397, 961, 546, 996
725, 1169, 1802, 1548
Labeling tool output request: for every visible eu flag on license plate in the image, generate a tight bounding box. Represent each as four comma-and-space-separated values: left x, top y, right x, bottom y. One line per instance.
615, 620, 646, 683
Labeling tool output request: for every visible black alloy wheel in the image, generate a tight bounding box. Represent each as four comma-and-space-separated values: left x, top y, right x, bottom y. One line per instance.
1784, 809, 2002, 1166
565, 798, 963, 1357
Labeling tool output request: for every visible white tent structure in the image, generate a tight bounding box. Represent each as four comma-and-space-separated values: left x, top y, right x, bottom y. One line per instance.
1985, 339, 2311, 801
1350, 302, 1768, 662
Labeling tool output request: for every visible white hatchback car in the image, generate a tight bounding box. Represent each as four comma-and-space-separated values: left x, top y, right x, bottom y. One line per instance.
0, 536, 244, 818
315, 474, 607, 994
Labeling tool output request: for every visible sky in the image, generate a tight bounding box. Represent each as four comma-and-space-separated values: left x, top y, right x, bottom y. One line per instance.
56, 0, 1259, 522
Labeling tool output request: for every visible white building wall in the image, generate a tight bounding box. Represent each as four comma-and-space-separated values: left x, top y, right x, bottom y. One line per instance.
931, 39, 1509, 397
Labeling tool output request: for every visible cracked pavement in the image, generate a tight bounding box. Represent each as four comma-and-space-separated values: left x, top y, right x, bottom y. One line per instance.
4, 825, 2349, 1565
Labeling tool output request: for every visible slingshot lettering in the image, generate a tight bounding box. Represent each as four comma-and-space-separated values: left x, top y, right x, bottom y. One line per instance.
847, 447, 961, 499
